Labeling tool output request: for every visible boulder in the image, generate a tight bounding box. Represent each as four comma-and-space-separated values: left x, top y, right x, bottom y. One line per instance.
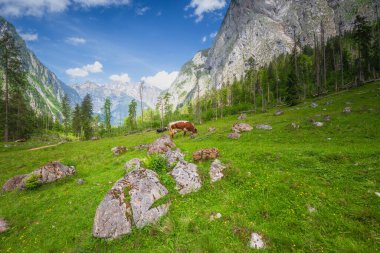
208, 127, 216, 133
193, 148, 220, 161
311, 103, 319, 108
14, 138, 26, 143
291, 123, 300, 129
134, 144, 149, 151
274, 110, 284, 116
228, 132, 241, 139
112, 146, 128, 156
148, 135, 176, 155
238, 113, 247, 120
232, 123, 253, 133
250, 232, 265, 249
170, 161, 202, 195
0, 219, 8, 233
165, 149, 185, 167
209, 159, 226, 183
126, 168, 170, 229
343, 107, 352, 113
313, 121, 324, 127
256, 124, 272, 130
125, 158, 141, 173
2, 162, 76, 191
93, 178, 133, 239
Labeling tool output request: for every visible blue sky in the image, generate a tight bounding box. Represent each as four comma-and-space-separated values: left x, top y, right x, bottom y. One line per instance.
1, 0, 229, 89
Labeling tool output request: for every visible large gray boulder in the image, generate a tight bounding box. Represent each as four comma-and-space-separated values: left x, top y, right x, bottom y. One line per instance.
126, 168, 170, 229
209, 159, 227, 183
93, 178, 133, 239
2, 162, 75, 191
170, 161, 202, 195
148, 135, 176, 155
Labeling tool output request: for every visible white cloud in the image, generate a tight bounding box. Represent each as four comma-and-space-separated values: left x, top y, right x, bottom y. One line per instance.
202, 36, 207, 43
210, 31, 217, 39
186, 0, 226, 22
141, 71, 179, 90
109, 73, 131, 84
135, 6, 150, 16
66, 37, 86, 45
66, 61, 103, 77
0, 0, 131, 17
20, 32, 38, 41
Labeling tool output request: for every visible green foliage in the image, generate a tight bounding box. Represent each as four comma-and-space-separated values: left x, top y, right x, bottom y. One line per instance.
61, 94, 71, 136
23, 174, 42, 190
81, 94, 93, 140
103, 97, 112, 131
144, 154, 168, 173
128, 99, 137, 130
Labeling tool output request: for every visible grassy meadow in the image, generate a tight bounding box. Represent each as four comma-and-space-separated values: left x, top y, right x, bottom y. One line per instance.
0, 82, 379, 252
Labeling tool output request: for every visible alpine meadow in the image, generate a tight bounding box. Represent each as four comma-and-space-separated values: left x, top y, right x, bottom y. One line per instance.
0, 0, 379, 252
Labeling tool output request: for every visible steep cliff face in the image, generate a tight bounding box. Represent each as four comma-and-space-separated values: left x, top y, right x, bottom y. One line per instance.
169, 0, 375, 107
166, 49, 210, 108
0, 17, 81, 119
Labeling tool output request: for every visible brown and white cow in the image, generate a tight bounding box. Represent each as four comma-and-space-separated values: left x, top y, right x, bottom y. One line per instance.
168, 121, 198, 139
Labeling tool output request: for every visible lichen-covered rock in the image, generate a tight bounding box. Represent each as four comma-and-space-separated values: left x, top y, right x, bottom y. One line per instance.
232, 123, 253, 133
256, 124, 272, 130
2, 162, 75, 191
238, 113, 247, 120
209, 159, 226, 183
148, 135, 176, 155
112, 146, 128, 156
170, 161, 202, 195
193, 148, 219, 162
0, 219, 8, 233
250, 232, 265, 249
165, 149, 185, 167
93, 178, 133, 239
125, 158, 141, 173
228, 132, 241, 139
125, 168, 170, 228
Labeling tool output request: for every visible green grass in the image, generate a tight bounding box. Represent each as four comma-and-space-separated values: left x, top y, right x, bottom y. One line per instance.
1, 82, 380, 252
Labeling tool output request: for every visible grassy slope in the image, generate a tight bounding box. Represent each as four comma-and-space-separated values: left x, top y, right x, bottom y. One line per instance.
0, 82, 379, 253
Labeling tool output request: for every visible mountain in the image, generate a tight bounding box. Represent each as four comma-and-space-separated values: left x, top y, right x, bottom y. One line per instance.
169, 0, 376, 107
73, 81, 162, 125
0, 17, 81, 120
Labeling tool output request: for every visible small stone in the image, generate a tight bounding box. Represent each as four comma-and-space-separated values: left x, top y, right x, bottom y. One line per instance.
0, 219, 8, 233
250, 232, 265, 249
311, 103, 319, 108
77, 179, 85, 185
307, 205, 316, 213
112, 146, 128, 156
345, 101, 352, 105
291, 123, 299, 129
343, 107, 352, 113
232, 123, 253, 133
256, 124, 272, 130
325, 100, 333, 105
313, 122, 324, 127
210, 212, 222, 221
323, 115, 331, 122
238, 113, 247, 120
228, 132, 241, 139
208, 127, 216, 133
193, 148, 219, 162
209, 159, 226, 183
91, 137, 99, 141
274, 110, 284, 116
322, 108, 327, 111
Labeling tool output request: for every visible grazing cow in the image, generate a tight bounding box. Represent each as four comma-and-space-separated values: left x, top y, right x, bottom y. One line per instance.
168, 121, 197, 139
156, 127, 168, 134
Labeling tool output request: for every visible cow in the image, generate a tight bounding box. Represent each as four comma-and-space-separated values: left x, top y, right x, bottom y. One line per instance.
168, 121, 198, 139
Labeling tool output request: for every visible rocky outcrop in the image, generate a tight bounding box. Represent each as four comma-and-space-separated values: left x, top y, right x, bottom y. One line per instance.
2, 162, 75, 191
232, 123, 253, 133
148, 135, 176, 155
193, 148, 220, 161
209, 159, 227, 183
170, 161, 202, 195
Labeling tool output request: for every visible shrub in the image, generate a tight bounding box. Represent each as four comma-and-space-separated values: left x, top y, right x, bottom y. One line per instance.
145, 155, 168, 173
24, 174, 42, 190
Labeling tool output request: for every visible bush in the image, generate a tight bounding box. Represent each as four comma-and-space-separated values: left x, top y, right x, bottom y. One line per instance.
145, 155, 168, 173
24, 174, 42, 190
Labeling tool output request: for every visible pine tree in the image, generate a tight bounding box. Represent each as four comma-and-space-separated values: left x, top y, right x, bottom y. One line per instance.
286, 56, 299, 106
61, 94, 71, 136
72, 104, 81, 137
128, 99, 137, 130
353, 15, 372, 83
103, 97, 112, 132
81, 94, 93, 140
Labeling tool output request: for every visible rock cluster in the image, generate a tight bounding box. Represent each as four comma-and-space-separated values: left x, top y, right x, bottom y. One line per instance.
170, 161, 202, 195
193, 148, 220, 161
112, 146, 128, 156
232, 123, 253, 133
148, 135, 175, 155
209, 159, 227, 183
2, 162, 75, 191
